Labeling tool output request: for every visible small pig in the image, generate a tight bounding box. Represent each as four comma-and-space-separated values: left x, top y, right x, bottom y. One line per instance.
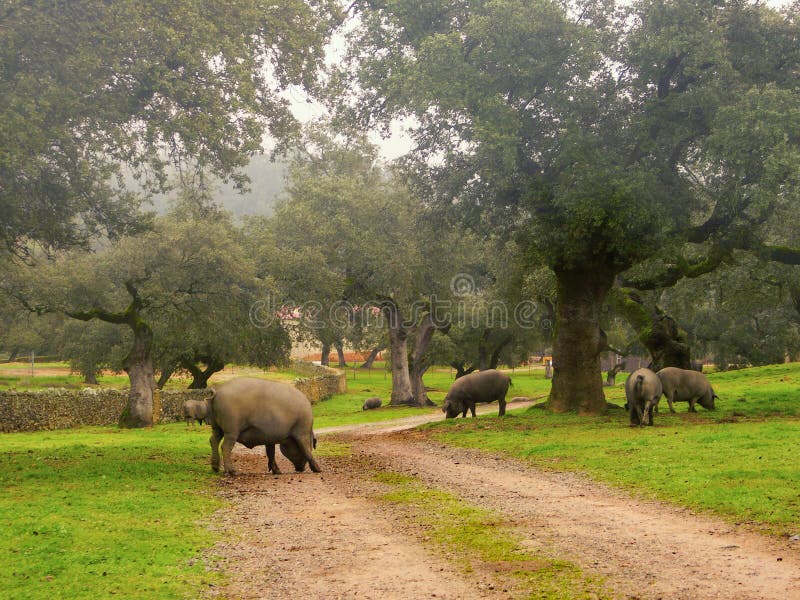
182, 399, 209, 427
362, 397, 382, 410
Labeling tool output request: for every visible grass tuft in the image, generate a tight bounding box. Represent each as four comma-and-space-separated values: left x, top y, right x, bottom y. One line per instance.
373, 470, 612, 599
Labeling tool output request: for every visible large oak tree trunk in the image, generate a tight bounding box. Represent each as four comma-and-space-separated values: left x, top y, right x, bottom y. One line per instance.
383, 301, 414, 406
120, 320, 155, 428
548, 266, 614, 414
409, 314, 447, 406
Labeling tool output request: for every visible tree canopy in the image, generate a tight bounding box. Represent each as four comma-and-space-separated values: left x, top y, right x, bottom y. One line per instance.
335, 0, 800, 412
0, 0, 339, 254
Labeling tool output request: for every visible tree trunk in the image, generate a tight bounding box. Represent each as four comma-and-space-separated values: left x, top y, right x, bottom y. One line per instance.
156, 363, 175, 390
83, 370, 98, 385
183, 357, 225, 389
334, 341, 348, 367
382, 301, 414, 406
450, 361, 477, 379
477, 328, 491, 370
548, 266, 614, 414
320, 341, 330, 366
489, 333, 513, 369
610, 289, 692, 371
359, 345, 383, 369
409, 314, 447, 406
120, 319, 155, 428
604, 361, 625, 386
65, 282, 155, 427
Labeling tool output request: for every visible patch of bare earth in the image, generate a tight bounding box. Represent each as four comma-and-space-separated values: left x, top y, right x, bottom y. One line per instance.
207, 412, 800, 600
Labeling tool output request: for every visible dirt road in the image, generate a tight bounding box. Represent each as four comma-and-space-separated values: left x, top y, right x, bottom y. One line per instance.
208, 407, 800, 600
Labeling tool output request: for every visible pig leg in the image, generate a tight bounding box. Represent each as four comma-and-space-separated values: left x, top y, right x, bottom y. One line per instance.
628, 402, 639, 426
295, 433, 322, 473
469, 402, 477, 417
630, 401, 645, 426
221, 435, 237, 475
266, 444, 281, 475
688, 396, 697, 412
210, 426, 223, 472
498, 397, 506, 416
667, 391, 677, 413
644, 398, 656, 426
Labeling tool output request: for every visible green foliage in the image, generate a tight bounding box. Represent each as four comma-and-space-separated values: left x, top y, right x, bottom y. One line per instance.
0, 0, 338, 253
0, 424, 224, 599
660, 257, 800, 366
338, 0, 800, 408
57, 319, 130, 382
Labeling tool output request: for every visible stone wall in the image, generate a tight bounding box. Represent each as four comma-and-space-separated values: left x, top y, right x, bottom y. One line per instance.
290, 361, 347, 403
0, 388, 215, 433
0, 363, 346, 433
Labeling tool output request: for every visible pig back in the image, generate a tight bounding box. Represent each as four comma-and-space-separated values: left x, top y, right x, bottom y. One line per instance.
657, 367, 711, 397
209, 377, 314, 442
450, 369, 509, 399
625, 368, 662, 401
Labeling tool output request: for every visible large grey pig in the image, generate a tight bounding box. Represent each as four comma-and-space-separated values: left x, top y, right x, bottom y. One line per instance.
207, 377, 322, 475
442, 369, 510, 418
182, 399, 209, 427
656, 367, 718, 413
625, 368, 662, 427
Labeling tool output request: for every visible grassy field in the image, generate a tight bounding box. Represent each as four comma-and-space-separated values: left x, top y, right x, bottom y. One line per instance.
2, 362, 799, 598
0, 362, 309, 391
313, 363, 552, 428
424, 363, 800, 537
0, 424, 224, 599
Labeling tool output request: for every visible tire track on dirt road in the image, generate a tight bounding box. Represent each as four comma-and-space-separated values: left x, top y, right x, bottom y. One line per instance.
209, 403, 800, 599
343, 431, 800, 600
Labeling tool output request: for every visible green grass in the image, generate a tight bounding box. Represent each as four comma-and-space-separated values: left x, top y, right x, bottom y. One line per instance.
0, 424, 224, 599
373, 471, 612, 599
313, 366, 552, 428
3, 361, 799, 599
424, 363, 800, 537
0, 361, 315, 391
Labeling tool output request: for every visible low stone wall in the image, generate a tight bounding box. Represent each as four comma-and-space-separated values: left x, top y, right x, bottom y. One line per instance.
290, 361, 347, 403
0, 388, 128, 433
0, 388, 215, 433
0, 363, 346, 433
